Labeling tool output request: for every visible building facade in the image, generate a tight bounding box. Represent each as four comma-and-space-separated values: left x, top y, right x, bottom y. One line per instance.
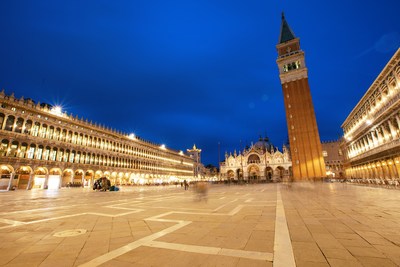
276, 13, 326, 180
219, 138, 292, 182
321, 140, 345, 178
341, 48, 400, 181
0, 91, 194, 190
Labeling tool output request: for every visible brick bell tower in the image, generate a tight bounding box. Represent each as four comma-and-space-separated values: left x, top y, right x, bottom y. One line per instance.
276, 13, 326, 180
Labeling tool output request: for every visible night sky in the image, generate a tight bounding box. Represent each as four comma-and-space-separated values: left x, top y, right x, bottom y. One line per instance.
1, 1, 399, 166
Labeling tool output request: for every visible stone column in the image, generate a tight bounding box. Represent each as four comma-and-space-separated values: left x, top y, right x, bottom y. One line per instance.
6, 172, 15, 191
43, 174, 49, 189
27, 173, 34, 190
376, 129, 384, 145
388, 119, 397, 139
367, 133, 374, 148
394, 158, 400, 179
371, 131, 378, 147
381, 124, 391, 142
395, 115, 400, 133
81, 172, 85, 187
393, 71, 400, 88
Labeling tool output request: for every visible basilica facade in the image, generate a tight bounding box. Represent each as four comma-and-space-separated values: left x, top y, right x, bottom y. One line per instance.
0, 90, 195, 190
219, 138, 292, 182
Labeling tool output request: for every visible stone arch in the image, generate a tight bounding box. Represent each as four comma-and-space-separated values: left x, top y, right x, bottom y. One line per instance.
74, 169, 84, 186
0, 164, 15, 190
95, 170, 103, 179
248, 164, 260, 183
85, 170, 95, 187
247, 154, 261, 164
4, 115, 15, 131
0, 139, 9, 156
62, 169, 74, 187
275, 166, 285, 181
227, 170, 235, 180
265, 167, 273, 181
32, 167, 48, 189
15, 166, 33, 189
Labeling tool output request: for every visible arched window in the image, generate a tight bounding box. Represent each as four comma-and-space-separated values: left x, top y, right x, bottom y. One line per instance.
248, 154, 261, 164
4, 115, 15, 131
75, 151, 80, 163
72, 132, 78, 144
50, 148, 57, 161
8, 141, 18, 157
67, 131, 73, 143
27, 144, 36, 159
40, 124, 48, 138
80, 153, 85, 164
78, 134, 83, 145
18, 143, 28, 158
15, 118, 24, 133
61, 129, 67, 142
64, 150, 70, 162
0, 113, 5, 129
24, 120, 32, 134
54, 128, 61, 140
0, 139, 9, 156
32, 122, 40, 136
36, 145, 44, 160
69, 150, 75, 163
58, 149, 64, 162
43, 146, 50, 160
47, 126, 54, 139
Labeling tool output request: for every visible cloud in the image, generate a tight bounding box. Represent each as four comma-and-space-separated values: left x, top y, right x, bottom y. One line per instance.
355, 32, 400, 58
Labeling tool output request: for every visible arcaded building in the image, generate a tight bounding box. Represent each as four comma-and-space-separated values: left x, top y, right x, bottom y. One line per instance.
219, 138, 292, 182
275, 13, 326, 180
0, 91, 194, 190
321, 140, 345, 178
341, 48, 400, 180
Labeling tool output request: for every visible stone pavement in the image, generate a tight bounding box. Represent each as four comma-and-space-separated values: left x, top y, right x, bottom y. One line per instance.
0, 183, 399, 267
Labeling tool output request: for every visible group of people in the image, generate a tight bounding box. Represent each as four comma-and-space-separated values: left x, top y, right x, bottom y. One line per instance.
93, 177, 119, 191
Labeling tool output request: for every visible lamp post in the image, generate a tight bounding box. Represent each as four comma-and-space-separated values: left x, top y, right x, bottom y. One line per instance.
218, 142, 222, 182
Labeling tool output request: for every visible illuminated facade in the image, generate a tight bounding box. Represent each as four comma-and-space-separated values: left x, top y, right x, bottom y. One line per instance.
321, 140, 345, 178
276, 13, 326, 180
342, 48, 400, 180
220, 138, 292, 182
0, 91, 194, 190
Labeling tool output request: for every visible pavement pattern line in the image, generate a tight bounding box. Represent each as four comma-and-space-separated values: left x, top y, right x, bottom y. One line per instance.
147, 240, 274, 261
79, 202, 275, 266
0, 208, 144, 230
273, 187, 296, 267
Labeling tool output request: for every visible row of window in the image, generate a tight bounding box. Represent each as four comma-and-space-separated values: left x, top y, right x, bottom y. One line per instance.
0, 112, 186, 165
0, 139, 192, 174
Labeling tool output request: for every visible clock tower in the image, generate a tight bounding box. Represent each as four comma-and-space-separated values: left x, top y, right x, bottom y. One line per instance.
276, 13, 326, 180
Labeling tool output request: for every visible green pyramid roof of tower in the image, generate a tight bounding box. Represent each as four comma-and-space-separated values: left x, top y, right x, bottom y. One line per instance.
278, 12, 296, 44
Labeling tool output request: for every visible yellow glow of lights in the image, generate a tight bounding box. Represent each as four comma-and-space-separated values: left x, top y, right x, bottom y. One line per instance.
50, 106, 64, 117
128, 133, 135, 139
160, 144, 166, 150
366, 119, 372, 125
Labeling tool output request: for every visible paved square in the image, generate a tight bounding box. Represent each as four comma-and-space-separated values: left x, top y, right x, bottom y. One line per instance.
0, 183, 399, 266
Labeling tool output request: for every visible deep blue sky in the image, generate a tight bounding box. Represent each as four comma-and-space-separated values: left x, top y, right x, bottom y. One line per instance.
1, 1, 399, 166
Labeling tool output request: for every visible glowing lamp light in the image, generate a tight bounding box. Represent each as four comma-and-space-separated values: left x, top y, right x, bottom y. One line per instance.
160, 144, 166, 150
366, 119, 372, 125
50, 106, 64, 116
128, 133, 135, 139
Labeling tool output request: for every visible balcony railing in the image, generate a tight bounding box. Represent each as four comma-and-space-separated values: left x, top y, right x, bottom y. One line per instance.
349, 138, 400, 162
